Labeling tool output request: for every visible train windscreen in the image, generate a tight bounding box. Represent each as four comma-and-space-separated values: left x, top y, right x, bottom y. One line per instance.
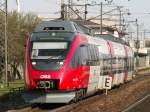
29, 32, 75, 71
31, 41, 69, 71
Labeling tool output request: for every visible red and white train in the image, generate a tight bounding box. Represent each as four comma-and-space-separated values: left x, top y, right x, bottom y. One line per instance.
23, 20, 134, 103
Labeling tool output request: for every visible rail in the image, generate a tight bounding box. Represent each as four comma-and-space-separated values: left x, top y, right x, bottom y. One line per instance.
122, 93, 150, 112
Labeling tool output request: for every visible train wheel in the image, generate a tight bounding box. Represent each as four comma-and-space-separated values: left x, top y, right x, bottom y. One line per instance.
82, 89, 87, 99
73, 89, 86, 102
73, 91, 79, 103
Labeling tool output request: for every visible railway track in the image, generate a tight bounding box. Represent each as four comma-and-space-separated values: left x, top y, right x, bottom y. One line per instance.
122, 93, 150, 112
8, 94, 102, 112
8, 69, 150, 112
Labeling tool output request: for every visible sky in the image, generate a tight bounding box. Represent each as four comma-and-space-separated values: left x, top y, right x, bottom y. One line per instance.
8, 0, 150, 38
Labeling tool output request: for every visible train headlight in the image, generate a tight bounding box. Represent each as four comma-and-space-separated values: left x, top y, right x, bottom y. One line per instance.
59, 61, 64, 65
32, 61, 36, 65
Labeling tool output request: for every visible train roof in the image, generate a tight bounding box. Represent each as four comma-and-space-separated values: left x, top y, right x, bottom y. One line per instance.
97, 34, 128, 46
33, 20, 128, 46
34, 20, 84, 33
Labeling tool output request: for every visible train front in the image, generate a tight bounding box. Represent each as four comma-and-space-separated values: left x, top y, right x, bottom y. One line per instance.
23, 31, 76, 103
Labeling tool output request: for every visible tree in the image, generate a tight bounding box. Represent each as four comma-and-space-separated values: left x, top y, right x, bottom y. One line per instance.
0, 11, 41, 81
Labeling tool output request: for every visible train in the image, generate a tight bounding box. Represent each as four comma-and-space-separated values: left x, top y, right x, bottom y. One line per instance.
22, 20, 134, 103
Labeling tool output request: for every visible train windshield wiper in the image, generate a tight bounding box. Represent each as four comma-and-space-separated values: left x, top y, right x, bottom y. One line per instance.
47, 50, 67, 60
47, 56, 64, 60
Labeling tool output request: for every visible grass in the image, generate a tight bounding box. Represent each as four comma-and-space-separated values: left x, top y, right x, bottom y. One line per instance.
138, 66, 150, 71
0, 79, 25, 96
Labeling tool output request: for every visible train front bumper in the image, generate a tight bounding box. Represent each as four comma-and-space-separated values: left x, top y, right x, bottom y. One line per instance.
22, 90, 75, 103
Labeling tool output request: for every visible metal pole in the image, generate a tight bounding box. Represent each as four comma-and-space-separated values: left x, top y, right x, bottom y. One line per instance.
100, 2, 103, 34
84, 4, 87, 20
136, 19, 139, 48
118, 6, 122, 31
5, 0, 8, 87
16, 0, 20, 13
136, 19, 139, 67
68, 0, 72, 20
84, 0, 88, 20
61, 0, 64, 20
143, 29, 146, 39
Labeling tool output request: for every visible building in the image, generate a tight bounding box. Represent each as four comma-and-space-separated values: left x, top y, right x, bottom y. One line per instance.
128, 39, 150, 67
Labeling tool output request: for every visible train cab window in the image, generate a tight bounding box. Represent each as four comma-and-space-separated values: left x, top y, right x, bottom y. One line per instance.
69, 44, 88, 68
69, 44, 100, 69
31, 42, 68, 59
80, 45, 88, 65
30, 42, 69, 71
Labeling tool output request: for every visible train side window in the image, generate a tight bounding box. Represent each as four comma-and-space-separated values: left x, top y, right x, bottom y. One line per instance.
87, 45, 92, 61
91, 45, 99, 61
112, 57, 117, 74
94, 45, 99, 61
128, 57, 131, 71
120, 58, 124, 72
131, 57, 134, 71
129, 57, 133, 71
124, 58, 127, 70
131, 57, 134, 70
102, 58, 111, 75
86, 44, 99, 66
126, 58, 130, 71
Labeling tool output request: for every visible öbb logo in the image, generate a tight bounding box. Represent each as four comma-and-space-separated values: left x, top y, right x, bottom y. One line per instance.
40, 75, 51, 79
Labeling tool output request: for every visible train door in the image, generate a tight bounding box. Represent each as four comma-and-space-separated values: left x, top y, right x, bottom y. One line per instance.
112, 57, 117, 85
87, 45, 100, 93
124, 46, 128, 82
111, 43, 125, 85
88, 66, 100, 92
126, 47, 133, 81
128, 57, 133, 80
97, 41, 112, 90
